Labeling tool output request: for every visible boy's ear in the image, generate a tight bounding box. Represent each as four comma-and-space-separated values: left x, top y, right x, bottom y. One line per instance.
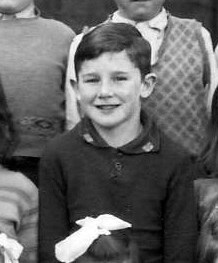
70, 79, 81, 101
140, 73, 157, 98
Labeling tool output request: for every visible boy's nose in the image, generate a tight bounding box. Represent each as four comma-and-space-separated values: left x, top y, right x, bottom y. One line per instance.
98, 81, 113, 97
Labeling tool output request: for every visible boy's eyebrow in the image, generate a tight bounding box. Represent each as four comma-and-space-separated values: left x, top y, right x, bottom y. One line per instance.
81, 73, 98, 76
112, 71, 129, 74
79, 73, 99, 78
80, 71, 130, 77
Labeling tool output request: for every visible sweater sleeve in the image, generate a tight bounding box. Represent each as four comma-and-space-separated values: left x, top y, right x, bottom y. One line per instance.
163, 157, 198, 263
39, 145, 70, 263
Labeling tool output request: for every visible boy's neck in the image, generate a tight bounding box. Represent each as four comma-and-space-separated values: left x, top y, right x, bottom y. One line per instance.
92, 117, 143, 148
116, 8, 163, 23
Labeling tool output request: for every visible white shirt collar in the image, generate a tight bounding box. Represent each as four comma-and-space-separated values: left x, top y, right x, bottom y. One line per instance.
147, 8, 168, 31
0, 3, 36, 20
112, 8, 168, 32
112, 10, 136, 26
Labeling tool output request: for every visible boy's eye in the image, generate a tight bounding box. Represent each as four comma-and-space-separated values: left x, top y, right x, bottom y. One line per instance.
114, 76, 128, 81
84, 78, 100, 83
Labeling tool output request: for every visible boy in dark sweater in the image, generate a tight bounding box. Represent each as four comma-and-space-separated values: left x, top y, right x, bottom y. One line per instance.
39, 23, 197, 263
66, 0, 218, 156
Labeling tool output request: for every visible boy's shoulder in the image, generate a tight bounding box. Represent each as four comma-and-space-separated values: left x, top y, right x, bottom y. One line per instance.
38, 17, 75, 39
43, 122, 83, 156
158, 132, 196, 181
159, 130, 190, 160
169, 14, 202, 29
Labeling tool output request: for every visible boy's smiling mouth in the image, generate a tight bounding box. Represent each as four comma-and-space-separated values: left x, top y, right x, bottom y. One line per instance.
95, 104, 121, 110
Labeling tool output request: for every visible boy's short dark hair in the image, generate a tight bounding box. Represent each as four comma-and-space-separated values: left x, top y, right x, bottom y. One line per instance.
74, 23, 151, 80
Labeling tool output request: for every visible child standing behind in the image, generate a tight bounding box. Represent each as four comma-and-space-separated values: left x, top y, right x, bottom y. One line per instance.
39, 23, 197, 263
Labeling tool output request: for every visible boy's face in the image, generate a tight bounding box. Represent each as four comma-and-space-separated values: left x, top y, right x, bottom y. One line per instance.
114, 0, 165, 21
74, 51, 155, 133
0, 0, 33, 14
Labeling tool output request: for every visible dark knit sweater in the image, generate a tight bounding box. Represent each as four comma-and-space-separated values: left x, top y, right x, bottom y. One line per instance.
0, 15, 74, 157
39, 114, 197, 263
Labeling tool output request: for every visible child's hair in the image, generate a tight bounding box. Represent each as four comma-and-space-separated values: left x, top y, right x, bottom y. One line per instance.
76, 231, 139, 263
74, 22, 151, 80
200, 86, 218, 175
0, 78, 17, 160
198, 198, 218, 263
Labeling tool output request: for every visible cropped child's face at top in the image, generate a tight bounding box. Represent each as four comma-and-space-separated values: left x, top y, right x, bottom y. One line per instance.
114, 0, 165, 22
0, 0, 33, 14
75, 50, 153, 134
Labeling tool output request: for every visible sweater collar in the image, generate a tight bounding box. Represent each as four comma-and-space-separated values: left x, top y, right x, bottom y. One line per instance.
0, 4, 40, 20
79, 111, 160, 154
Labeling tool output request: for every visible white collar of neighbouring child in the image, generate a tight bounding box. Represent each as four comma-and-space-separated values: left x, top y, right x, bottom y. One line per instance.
0, 3, 36, 20
55, 214, 132, 263
112, 8, 168, 32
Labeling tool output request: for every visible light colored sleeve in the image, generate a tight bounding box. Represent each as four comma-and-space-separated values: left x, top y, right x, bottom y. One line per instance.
201, 27, 218, 113
65, 34, 84, 130
0, 169, 38, 263
19, 180, 38, 263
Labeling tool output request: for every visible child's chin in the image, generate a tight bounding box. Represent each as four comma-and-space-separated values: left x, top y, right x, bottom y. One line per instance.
92, 118, 121, 129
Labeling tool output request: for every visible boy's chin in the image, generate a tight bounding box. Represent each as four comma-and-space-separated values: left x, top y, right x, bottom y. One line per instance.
90, 117, 122, 131
92, 121, 118, 130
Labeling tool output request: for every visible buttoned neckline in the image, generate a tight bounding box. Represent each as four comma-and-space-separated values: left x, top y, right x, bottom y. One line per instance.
79, 111, 160, 154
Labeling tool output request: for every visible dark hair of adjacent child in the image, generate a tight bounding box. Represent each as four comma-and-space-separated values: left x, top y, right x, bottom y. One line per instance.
200, 86, 218, 177
0, 78, 18, 162
198, 196, 218, 263
75, 230, 139, 263
74, 22, 151, 81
